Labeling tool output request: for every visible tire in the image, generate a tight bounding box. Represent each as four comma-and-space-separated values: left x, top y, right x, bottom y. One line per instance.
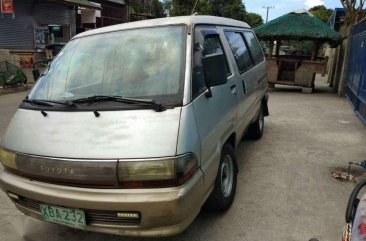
247, 104, 264, 140
205, 143, 237, 211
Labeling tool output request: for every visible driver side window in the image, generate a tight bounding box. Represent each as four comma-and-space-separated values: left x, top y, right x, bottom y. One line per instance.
192, 27, 230, 99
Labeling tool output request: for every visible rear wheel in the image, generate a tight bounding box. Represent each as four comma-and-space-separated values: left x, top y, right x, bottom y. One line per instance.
247, 104, 264, 140
205, 143, 237, 211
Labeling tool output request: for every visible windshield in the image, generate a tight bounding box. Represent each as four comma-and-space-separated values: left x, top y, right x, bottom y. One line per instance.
28, 26, 185, 107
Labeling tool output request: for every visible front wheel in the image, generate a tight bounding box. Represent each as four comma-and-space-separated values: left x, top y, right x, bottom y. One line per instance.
205, 143, 237, 211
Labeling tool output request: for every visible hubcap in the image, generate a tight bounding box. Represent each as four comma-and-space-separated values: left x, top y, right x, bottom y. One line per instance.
221, 155, 234, 198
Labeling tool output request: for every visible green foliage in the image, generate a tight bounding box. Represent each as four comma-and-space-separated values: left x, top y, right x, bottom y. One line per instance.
130, 1, 145, 14
170, 0, 196, 16
165, 0, 247, 21
155, 0, 262, 27
130, 0, 166, 18
161, 0, 173, 16
308, 5, 333, 22
150, 0, 166, 17
245, 12, 263, 27
204, 0, 247, 20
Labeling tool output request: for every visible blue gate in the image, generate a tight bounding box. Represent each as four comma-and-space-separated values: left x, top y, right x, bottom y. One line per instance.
345, 19, 366, 125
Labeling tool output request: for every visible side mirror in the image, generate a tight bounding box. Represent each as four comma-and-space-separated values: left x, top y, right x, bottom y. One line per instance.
32, 69, 40, 82
202, 53, 227, 88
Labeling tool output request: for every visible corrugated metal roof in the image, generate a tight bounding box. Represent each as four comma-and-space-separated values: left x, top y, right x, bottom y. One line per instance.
0, 0, 34, 49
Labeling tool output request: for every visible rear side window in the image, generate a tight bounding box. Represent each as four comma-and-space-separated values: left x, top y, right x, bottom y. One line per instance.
224, 31, 253, 73
244, 31, 264, 64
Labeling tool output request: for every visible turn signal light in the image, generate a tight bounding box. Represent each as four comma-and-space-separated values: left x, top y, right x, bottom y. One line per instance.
0, 147, 16, 170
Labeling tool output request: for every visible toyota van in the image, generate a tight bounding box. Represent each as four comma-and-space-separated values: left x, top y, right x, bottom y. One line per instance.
0, 16, 268, 237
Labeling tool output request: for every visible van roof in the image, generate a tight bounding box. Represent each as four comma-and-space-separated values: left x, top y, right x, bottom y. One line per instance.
74, 15, 251, 39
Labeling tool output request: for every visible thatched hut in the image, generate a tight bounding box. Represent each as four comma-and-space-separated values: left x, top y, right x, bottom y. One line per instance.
254, 10, 343, 93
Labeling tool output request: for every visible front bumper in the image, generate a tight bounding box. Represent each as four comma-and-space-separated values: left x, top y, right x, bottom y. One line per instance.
0, 170, 204, 237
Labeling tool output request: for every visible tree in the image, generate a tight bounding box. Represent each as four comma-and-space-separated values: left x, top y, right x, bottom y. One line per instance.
245, 12, 263, 27
161, 0, 173, 16
170, 0, 196, 16
202, 0, 247, 20
166, 0, 247, 21
150, 0, 166, 17
130, 0, 166, 18
308, 5, 333, 23
340, 0, 366, 25
130, 1, 145, 14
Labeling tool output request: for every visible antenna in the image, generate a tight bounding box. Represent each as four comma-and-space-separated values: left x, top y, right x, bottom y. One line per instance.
192, 0, 199, 15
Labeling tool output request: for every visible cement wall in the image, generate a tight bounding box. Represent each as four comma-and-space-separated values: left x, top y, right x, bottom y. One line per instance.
0, 49, 39, 83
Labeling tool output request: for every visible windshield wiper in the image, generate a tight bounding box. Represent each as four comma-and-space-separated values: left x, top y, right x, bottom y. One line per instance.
23, 99, 75, 107
71, 95, 166, 111
23, 99, 53, 107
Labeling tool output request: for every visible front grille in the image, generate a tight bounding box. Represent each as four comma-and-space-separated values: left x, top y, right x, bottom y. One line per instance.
9, 154, 119, 189
13, 196, 141, 225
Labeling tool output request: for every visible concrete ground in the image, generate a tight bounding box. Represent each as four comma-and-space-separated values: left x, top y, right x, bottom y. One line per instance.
0, 78, 366, 241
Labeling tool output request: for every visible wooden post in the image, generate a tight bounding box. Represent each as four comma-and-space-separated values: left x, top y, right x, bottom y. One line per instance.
275, 39, 281, 58
311, 40, 319, 61
268, 40, 274, 58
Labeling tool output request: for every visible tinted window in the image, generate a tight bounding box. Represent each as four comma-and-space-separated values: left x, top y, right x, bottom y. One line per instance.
224, 31, 253, 73
192, 30, 230, 98
244, 31, 264, 64
203, 35, 231, 75
203, 36, 224, 56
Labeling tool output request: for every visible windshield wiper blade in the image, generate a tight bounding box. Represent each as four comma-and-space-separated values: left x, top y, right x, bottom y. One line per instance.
23, 99, 75, 107
71, 95, 166, 111
23, 99, 54, 107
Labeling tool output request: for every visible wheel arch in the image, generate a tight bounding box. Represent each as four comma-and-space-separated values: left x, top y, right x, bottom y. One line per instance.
224, 133, 238, 173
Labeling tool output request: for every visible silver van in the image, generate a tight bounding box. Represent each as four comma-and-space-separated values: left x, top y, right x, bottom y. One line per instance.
0, 16, 268, 237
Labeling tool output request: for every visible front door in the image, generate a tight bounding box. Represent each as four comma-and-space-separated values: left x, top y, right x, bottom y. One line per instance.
191, 25, 239, 192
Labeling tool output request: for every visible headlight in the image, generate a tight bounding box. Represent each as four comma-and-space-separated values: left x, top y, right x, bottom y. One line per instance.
118, 154, 198, 188
0, 147, 16, 170
118, 159, 175, 182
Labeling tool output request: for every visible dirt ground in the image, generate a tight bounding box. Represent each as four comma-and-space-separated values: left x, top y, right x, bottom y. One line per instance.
0, 77, 365, 241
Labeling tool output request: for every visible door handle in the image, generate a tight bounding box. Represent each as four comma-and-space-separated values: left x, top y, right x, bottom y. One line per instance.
242, 81, 247, 94
230, 84, 237, 95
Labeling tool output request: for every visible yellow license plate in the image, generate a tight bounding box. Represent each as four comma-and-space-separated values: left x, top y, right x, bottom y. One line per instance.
40, 204, 86, 229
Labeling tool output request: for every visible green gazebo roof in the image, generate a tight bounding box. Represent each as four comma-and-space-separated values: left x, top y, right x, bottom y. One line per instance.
254, 10, 343, 47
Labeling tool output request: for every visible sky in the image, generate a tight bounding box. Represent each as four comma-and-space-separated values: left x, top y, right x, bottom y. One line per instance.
244, 0, 343, 22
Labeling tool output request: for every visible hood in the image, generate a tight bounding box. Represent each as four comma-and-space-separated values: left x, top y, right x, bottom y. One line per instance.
1, 108, 181, 159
